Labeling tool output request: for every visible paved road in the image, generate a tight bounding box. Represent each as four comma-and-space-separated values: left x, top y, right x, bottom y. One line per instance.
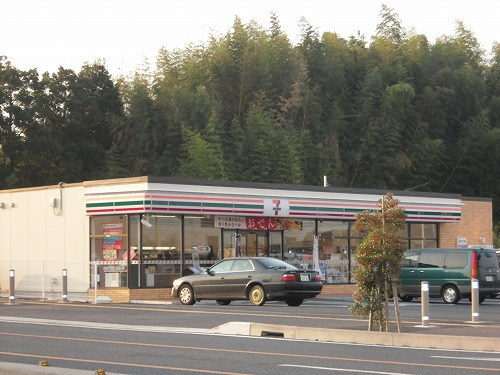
0, 298, 500, 375
1, 296, 499, 374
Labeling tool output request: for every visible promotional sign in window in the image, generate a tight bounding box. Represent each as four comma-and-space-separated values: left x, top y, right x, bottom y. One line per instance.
215, 216, 302, 231
102, 223, 123, 261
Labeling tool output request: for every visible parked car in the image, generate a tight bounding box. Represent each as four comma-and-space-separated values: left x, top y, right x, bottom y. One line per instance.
399, 248, 500, 304
171, 257, 323, 306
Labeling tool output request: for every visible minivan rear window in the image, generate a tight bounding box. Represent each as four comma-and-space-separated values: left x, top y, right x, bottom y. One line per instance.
444, 252, 468, 268
478, 251, 500, 269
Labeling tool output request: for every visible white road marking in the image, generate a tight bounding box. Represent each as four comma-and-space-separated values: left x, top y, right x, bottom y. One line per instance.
431, 355, 500, 362
279, 364, 414, 375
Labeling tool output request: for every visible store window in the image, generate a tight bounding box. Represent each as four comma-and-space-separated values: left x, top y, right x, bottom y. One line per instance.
269, 231, 282, 258
349, 227, 367, 283
397, 224, 410, 250
318, 221, 349, 283
283, 220, 315, 270
90, 215, 128, 288
223, 230, 237, 258
409, 223, 438, 249
184, 216, 221, 268
140, 215, 182, 288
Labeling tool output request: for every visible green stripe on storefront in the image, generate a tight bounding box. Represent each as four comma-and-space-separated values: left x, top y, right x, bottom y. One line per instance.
87, 200, 264, 210
316, 207, 362, 213
405, 210, 460, 217
87, 200, 459, 218
151, 200, 263, 210
291, 205, 460, 217
87, 200, 146, 208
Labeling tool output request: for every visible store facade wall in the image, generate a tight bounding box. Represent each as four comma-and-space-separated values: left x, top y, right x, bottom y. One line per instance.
0, 183, 89, 297
439, 198, 493, 248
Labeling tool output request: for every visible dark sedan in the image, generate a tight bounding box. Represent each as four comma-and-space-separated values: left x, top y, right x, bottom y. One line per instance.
171, 257, 323, 306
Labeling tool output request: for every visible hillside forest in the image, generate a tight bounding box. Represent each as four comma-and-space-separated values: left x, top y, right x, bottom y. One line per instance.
1, 6, 499, 237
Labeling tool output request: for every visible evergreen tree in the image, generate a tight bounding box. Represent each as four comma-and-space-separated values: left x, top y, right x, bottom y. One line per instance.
178, 127, 226, 180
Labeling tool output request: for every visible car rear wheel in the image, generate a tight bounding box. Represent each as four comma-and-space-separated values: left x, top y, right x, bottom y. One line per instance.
179, 284, 195, 305
442, 285, 460, 304
248, 285, 266, 306
468, 296, 486, 304
216, 300, 231, 305
284, 298, 304, 306
399, 295, 414, 302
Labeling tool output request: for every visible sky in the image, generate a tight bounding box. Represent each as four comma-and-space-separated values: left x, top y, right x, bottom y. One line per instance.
2, 0, 499, 78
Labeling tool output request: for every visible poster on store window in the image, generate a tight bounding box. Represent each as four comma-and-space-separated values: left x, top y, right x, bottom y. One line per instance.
313, 236, 324, 280
102, 223, 123, 261
215, 216, 303, 231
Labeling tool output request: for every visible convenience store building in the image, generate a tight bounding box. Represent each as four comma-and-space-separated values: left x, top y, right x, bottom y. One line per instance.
0, 176, 494, 302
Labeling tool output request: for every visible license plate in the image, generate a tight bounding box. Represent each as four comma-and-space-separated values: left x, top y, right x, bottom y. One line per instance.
486, 276, 494, 282
300, 273, 310, 282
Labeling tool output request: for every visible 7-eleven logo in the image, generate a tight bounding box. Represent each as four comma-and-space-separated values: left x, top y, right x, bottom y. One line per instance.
273, 200, 281, 215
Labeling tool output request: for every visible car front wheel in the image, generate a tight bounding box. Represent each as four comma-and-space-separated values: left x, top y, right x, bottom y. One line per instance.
442, 285, 460, 304
248, 285, 266, 306
179, 284, 195, 305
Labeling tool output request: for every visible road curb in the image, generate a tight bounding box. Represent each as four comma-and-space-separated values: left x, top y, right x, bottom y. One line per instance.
213, 322, 500, 352
0, 362, 127, 375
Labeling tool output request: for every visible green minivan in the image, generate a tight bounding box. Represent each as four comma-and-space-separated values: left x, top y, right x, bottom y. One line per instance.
399, 248, 500, 304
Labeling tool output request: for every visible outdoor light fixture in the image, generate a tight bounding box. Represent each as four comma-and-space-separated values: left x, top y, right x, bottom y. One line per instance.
141, 214, 153, 228
52, 182, 65, 216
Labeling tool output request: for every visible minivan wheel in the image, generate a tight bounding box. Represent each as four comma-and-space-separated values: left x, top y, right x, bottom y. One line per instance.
442, 285, 460, 304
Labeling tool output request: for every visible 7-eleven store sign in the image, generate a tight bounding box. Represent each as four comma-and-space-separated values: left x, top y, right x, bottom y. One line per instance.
264, 199, 289, 217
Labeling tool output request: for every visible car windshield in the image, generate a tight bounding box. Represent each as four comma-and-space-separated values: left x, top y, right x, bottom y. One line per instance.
256, 257, 297, 270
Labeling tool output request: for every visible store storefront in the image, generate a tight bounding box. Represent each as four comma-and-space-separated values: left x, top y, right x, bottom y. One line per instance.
85, 178, 457, 290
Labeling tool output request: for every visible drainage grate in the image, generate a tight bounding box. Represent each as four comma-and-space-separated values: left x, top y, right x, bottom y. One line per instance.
260, 331, 285, 337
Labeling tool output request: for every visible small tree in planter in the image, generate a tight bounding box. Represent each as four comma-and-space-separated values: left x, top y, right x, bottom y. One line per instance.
350, 193, 407, 332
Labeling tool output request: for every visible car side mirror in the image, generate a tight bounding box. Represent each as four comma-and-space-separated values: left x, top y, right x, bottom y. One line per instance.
206, 268, 214, 276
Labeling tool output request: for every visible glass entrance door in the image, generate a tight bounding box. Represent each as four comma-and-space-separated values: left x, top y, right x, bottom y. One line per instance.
238, 230, 269, 257
223, 229, 283, 259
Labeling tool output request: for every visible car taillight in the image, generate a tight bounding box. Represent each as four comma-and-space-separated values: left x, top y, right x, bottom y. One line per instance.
282, 273, 297, 281
314, 275, 322, 282
471, 251, 478, 279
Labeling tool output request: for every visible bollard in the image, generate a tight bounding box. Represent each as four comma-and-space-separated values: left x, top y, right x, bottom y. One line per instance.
471, 278, 479, 323
421, 281, 429, 327
62, 269, 68, 303
9, 269, 15, 305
